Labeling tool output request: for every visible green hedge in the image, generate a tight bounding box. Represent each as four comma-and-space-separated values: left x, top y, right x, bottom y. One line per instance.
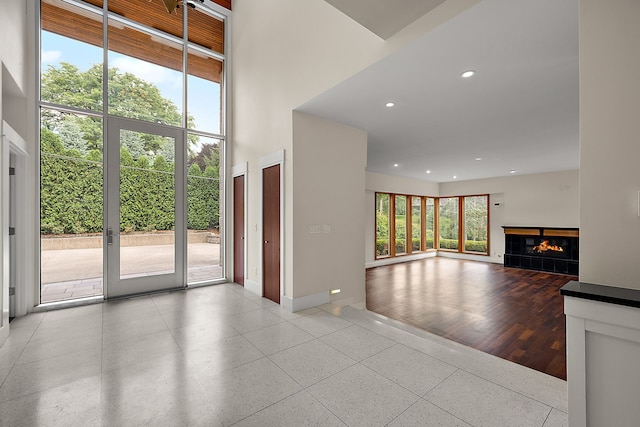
439, 238, 459, 250
187, 163, 220, 230
464, 240, 487, 253
376, 239, 389, 256
439, 239, 487, 252
41, 133, 219, 234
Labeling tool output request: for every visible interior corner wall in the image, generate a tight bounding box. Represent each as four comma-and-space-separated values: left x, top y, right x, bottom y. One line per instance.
1, 0, 27, 95
1, 0, 28, 344
579, 0, 640, 289
292, 111, 367, 305
440, 170, 580, 227
440, 170, 579, 262
230, 0, 478, 302
366, 171, 440, 196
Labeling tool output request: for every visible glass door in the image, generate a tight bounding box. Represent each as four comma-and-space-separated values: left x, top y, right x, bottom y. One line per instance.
106, 117, 185, 298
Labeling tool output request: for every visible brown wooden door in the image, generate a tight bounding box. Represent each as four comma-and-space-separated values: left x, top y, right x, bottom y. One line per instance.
262, 164, 280, 303
233, 175, 245, 286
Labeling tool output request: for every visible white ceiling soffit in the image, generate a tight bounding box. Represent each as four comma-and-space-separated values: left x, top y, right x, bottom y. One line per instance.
301, 0, 579, 183
325, 0, 447, 39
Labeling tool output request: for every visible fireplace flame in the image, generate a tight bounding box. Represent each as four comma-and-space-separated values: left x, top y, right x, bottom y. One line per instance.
533, 240, 564, 253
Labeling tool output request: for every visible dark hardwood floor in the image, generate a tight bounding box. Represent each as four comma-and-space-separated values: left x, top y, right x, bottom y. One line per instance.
366, 257, 575, 380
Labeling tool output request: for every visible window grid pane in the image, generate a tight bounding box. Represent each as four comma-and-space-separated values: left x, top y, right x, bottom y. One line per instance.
375, 193, 390, 258
439, 197, 459, 250
395, 196, 407, 255
425, 197, 435, 249
411, 196, 422, 252
464, 195, 489, 254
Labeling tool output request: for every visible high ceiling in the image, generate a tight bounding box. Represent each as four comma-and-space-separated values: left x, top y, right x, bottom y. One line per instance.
324, 0, 446, 39
300, 0, 579, 183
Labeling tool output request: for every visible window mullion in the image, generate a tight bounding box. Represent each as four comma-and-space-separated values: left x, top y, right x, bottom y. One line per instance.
390, 194, 396, 257
420, 197, 424, 252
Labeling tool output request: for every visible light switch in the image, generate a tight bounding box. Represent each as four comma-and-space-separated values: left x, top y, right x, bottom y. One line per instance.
323, 224, 331, 233
309, 224, 322, 234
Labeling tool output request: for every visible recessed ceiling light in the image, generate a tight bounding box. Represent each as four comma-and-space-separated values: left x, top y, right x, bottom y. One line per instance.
385, 102, 395, 107
510, 169, 517, 174
475, 157, 482, 161
393, 163, 399, 167
425, 170, 431, 174
453, 175, 457, 179
461, 70, 476, 78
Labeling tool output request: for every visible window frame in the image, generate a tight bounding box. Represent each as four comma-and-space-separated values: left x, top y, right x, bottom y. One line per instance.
374, 193, 490, 260
374, 192, 391, 258
462, 194, 490, 255
37, 0, 232, 303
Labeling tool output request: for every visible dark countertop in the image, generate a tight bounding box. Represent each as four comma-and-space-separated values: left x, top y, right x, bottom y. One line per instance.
560, 281, 640, 309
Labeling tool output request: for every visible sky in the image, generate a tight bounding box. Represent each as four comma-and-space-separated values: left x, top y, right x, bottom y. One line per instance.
41, 31, 222, 138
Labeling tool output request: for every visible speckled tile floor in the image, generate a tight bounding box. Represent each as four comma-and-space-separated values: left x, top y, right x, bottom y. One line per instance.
0, 283, 567, 426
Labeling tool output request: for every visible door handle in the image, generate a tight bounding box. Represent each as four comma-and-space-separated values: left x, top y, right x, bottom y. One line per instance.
264, 240, 268, 244
107, 227, 119, 245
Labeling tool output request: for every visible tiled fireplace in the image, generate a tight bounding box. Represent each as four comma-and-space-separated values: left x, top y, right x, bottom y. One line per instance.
503, 226, 579, 275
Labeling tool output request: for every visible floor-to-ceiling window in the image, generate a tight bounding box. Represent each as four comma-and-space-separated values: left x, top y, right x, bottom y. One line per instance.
394, 195, 407, 255
375, 193, 390, 257
39, 0, 229, 302
374, 193, 489, 259
410, 196, 422, 252
463, 195, 489, 254
438, 197, 459, 251
425, 197, 435, 249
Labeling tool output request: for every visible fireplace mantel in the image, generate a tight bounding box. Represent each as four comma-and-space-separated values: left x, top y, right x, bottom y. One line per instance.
502, 226, 579, 238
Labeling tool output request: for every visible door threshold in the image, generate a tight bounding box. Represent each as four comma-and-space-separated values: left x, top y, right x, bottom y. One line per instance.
34, 295, 105, 312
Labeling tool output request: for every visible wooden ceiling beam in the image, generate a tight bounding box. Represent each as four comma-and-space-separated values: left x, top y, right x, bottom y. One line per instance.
42, 0, 224, 83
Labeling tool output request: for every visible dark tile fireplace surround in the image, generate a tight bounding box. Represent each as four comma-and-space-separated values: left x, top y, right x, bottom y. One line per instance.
503, 226, 579, 275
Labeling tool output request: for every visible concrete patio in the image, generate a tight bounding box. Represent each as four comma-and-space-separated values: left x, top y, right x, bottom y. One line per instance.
41, 242, 222, 302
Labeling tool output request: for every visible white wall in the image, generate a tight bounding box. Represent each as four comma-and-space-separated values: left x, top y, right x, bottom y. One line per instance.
440, 170, 580, 228
1, 1, 27, 94
579, 0, 640, 290
231, 0, 479, 307
441, 170, 579, 262
366, 171, 440, 196
0, 0, 28, 345
292, 112, 367, 305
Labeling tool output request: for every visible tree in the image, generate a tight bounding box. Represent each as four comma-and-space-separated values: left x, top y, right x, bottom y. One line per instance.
57, 115, 88, 155
190, 143, 220, 173
40, 61, 219, 235
41, 62, 192, 160
41, 62, 102, 113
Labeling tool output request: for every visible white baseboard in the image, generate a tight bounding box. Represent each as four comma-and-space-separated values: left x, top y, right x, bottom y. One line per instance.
245, 279, 261, 297
282, 291, 330, 312
437, 251, 502, 264
366, 251, 436, 269
0, 320, 9, 348
366, 251, 503, 269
